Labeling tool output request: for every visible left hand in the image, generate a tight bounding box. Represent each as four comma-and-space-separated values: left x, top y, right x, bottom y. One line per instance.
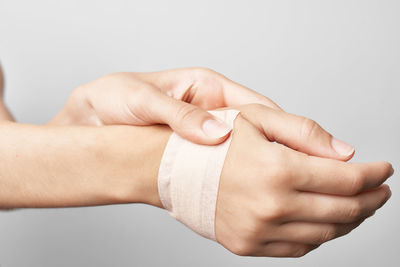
50, 67, 355, 161
0, 63, 14, 121
50, 67, 281, 145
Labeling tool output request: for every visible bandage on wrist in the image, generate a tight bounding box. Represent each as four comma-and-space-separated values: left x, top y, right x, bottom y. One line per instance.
158, 109, 240, 240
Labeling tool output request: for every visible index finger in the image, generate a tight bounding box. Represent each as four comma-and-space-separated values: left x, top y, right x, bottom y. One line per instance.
137, 67, 283, 111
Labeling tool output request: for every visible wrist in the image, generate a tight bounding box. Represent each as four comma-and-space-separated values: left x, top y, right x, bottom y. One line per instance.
99, 124, 171, 208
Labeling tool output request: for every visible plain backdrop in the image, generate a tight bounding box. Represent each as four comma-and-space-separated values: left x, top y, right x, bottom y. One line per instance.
0, 0, 399, 266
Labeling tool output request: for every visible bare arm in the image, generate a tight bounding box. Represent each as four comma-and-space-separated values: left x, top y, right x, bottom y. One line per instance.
0, 104, 392, 257
0, 121, 170, 208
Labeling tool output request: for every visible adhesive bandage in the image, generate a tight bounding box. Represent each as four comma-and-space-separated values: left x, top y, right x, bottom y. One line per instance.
158, 109, 240, 241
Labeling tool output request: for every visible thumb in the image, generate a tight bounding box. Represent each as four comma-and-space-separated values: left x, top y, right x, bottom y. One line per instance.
240, 104, 355, 161
149, 91, 233, 145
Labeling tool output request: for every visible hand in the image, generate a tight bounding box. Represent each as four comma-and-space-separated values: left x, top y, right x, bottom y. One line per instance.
50, 67, 281, 145
50, 67, 355, 160
215, 104, 393, 257
0, 63, 4, 98
0, 63, 14, 121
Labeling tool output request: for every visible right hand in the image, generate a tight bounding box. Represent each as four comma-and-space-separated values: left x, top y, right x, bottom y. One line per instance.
215, 104, 393, 257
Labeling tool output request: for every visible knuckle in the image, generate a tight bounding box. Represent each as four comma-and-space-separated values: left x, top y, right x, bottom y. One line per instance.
347, 201, 363, 221
126, 85, 156, 110
232, 113, 248, 129
262, 201, 289, 221
229, 240, 255, 256
300, 117, 319, 142
240, 103, 269, 116
69, 85, 90, 105
192, 67, 217, 78
266, 160, 293, 187
266, 164, 286, 181
348, 170, 365, 195
174, 104, 199, 123
317, 226, 337, 244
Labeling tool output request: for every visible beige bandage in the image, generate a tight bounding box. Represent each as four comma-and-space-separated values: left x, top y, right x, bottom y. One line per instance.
158, 109, 240, 241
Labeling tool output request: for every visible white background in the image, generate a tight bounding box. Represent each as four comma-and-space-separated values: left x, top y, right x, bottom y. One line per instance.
0, 0, 399, 266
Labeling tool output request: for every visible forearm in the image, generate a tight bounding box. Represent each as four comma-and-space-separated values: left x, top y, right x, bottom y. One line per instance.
0, 121, 170, 209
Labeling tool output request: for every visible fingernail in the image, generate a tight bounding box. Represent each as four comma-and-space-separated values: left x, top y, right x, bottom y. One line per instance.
202, 119, 232, 139
331, 138, 355, 157
388, 188, 392, 199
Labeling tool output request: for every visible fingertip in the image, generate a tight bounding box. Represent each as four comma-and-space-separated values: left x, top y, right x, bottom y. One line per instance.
202, 118, 232, 140
174, 126, 231, 146
380, 183, 390, 191
331, 137, 355, 160
380, 184, 392, 204
342, 148, 356, 162
379, 161, 394, 179
388, 165, 394, 177
163, 98, 233, 145
204, 131, 232, 145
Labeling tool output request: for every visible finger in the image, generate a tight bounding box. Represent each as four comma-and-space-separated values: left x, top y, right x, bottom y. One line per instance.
137, 68, 283, 111
239, 104, 355, 161
288, 184, 391, 223
271, 220, 364, 245
255, 242, 318, 257
144, 89, 233, 145
296, 158, 394, 195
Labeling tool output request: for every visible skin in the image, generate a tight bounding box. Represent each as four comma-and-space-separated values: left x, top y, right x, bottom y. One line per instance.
0, 67, 393, 257
0, 120, 169, 209
0, 105, 392, 258
49, 67, 354, 161
0, 64, 14, 121
50, 67, 281, 145
49, 68, 355, 162
216, 105, 393, 257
